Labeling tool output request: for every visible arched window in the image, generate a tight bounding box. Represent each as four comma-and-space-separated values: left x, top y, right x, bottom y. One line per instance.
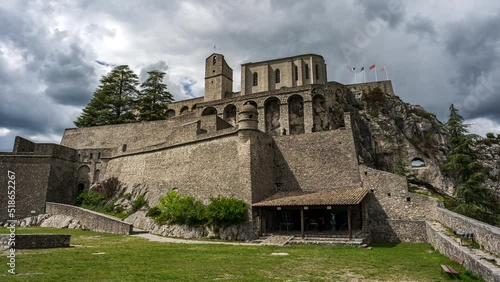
180, 106, 189, 114
212, 56, 217, 65
264, 97, 281, 136
305, 64, 310, 79
295, 66, 298, 81
253, 72, 258, 86
201, 107, 217, 116
275, 69, 281, 83
315, 64, 319, 80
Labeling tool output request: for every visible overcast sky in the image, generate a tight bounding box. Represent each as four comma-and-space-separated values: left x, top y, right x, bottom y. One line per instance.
1, 0, 500, 151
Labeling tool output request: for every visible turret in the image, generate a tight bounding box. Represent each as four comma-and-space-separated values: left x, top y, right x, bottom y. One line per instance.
238, 103, 258, 130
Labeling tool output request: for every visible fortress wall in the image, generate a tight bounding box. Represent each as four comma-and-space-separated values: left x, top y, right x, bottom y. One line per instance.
0, 156, 51, 222
360, 166, 441, 221
347, 80, 395, 97
250, 133, 277, 203
103, 133, 252, 206
60, 112, 198, 150
273, 129, 360, 191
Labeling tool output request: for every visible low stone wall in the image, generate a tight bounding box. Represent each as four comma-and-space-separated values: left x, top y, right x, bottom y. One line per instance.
0, 234, 70, 249
426, 222, 500, 282
125, 211, 255, 241
45, 202, 132, 235
370, 220, 427, 242
435, 208, 500, 254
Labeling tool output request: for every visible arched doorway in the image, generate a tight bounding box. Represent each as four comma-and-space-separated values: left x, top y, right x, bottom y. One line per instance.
264, 97, 281, 136
223, 104, 237, 126
312, 94, 330, 132
76, 165, 90, 194
288, 95, 305, 135
201, 107, 218, 116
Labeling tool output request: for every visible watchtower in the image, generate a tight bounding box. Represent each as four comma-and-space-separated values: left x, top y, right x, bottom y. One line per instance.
204, 53, 233, 101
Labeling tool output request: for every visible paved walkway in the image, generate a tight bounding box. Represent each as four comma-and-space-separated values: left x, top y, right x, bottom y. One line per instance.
132, 233, 259, 246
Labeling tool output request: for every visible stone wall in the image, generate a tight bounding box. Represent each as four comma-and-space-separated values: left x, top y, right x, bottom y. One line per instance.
426, 222, 500, 282
434, 208, 500, 254
102, 132, 252, 206
250, 133, 277, 203
45, 202, 132, 235
346, 80, 395, 97
370, 220, 427, 242
0, 234, 70, 250
273, 128, 360, 192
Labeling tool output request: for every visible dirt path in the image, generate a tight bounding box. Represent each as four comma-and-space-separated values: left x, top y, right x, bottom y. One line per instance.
132, 233, 259, 246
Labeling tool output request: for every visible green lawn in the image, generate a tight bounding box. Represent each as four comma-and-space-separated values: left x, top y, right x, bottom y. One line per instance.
0, 227, 483, 281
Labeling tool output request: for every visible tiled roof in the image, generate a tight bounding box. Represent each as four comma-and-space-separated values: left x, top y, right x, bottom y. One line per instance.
252, 187, 369, 207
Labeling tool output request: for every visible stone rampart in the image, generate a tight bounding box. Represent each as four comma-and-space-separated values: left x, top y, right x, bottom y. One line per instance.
0, 234, 70, 249
435, 208, 500, 254
45, 202, 132, 235
426, 222, 500, 282
370, 220, 427, 242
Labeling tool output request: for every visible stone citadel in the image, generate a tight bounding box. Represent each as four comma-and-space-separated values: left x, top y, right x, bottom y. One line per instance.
1, 53, 499, 256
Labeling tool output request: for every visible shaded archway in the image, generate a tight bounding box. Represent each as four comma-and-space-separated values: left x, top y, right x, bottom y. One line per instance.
223, 104, 237, 126
312, 94, 331, 132
264, 97, 281, 136
192, 104, 198, 111
93, 169, 100, 184
288, 95, 305, 135
76, 165, 90, 193
243, 100, 257, 108
201, 107, 217, 116
180, 106, 189, 114
166, 109, 176, 118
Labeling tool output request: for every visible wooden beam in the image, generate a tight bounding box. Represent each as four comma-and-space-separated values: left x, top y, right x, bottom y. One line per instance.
348, 206, 352, 240
300, 206, 305, 238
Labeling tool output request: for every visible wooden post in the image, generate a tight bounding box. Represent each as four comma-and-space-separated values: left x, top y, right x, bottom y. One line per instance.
300, 207, 305, 238
259, 207, 263, 236
348, 206, 352, 240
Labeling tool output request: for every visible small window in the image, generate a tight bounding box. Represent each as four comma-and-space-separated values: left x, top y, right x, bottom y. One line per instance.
98, 152, 101, 159
89, 153, 93, 160
295, 66, 298, 81
305, 64, 309, 79
315, 64, 319, 80
275, 69, 281, 83
212, 56, 216, 65
253, 72, 258, 86
406, 197, 411, 202
387, 193, 391, 197
122, 144, 127, 152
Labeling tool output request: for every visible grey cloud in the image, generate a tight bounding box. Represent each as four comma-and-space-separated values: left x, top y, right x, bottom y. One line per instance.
139, 60, 169, 82
406, 15, 437, 41
355, 0, 406, 28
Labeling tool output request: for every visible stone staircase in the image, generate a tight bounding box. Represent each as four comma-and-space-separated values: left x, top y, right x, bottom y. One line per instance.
257, 232, 370, 247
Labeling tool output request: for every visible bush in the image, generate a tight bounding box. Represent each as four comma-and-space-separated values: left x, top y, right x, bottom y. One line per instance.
146, 206, 161, 218
156, 190, 205, 226
131, 194, 148, 212
204, 196, 249, 228
486, 132, 495, 139
77, 190, 106, 209
362, 87, 386, 103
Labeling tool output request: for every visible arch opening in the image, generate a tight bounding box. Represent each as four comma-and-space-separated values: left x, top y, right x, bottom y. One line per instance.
201, 107, 218, 116
411, 158, 425, 168
223, 104, 237, 126
264, 97, 281, 136
288, 95, 305, 135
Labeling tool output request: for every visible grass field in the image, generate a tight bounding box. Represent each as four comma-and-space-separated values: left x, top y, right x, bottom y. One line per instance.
0, 227, 483, 281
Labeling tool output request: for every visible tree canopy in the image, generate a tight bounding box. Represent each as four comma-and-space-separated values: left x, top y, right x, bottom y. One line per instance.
136, 70, 174, 121
74, 66, 174, 127
442, 104, 499, 225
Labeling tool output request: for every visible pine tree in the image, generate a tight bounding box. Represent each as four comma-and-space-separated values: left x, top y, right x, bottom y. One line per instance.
75, 65, 139, 127
442, 104, 500, 225
136, 70, 174, 121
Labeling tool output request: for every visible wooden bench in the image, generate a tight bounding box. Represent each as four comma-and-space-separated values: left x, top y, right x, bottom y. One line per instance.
441, 255, 463, 278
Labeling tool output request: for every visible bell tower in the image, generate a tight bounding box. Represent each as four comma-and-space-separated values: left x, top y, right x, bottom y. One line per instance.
204, 53, 233, 101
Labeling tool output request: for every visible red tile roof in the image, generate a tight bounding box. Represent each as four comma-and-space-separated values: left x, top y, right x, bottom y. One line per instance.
253, 187, 369, 207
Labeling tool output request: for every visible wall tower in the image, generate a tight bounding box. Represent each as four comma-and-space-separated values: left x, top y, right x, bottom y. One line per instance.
204, 53, 233, 101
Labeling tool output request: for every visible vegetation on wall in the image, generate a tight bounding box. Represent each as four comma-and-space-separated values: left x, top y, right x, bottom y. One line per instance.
441, 104, 500, 226
147, 190, 249, 228
74, 66, 174, 127
76, 177, 148, 219
362, 87, 386, 104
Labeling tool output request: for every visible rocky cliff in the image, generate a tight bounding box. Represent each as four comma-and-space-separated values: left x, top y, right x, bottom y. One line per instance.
345, 85, 464, 197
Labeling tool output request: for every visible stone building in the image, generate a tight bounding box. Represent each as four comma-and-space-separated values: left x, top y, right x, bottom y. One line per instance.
0, 53, 440, 240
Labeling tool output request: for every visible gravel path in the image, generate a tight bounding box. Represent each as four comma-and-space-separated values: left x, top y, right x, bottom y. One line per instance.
133, 233, 259, 246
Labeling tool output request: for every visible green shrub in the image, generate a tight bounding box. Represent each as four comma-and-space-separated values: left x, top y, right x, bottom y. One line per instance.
131, 194, 148, 212
122, 193, 132, 200
146, 206, 161, 218
77, 190, 106, 209
156, 190, 205, 226
362, 87, 385, 103
486, 132, 495, 139
204, 196, 249, 228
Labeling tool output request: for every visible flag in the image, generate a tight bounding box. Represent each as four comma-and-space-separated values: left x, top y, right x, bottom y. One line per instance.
360, 66, 364, 71
369, 64, 376, 70
351, 67, 356, 71
380, 65, 387, 71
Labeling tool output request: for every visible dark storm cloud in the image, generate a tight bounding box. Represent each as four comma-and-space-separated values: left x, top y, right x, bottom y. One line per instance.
444, 14, 500, 121
355, 0, 406, 28
406, 15, 437, 41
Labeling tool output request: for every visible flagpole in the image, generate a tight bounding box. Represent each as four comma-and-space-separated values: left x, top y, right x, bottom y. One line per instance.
374, 66, 378, 82
385, 67, 389, 80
